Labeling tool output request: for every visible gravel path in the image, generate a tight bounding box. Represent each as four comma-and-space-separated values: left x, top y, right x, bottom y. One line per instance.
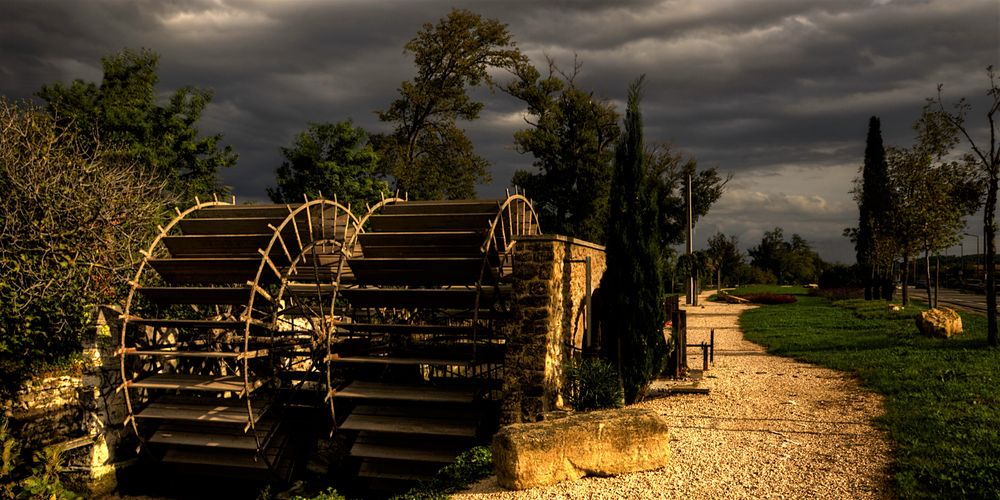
456, 293, 894, 499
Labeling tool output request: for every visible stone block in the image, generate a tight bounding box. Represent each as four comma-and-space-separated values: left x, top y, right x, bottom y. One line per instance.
492, 408, 671, 490
916, 307, 963, 338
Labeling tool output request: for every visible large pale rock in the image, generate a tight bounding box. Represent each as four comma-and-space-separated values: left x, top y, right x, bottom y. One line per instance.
492, 407, 670, 490
916, 307, 963, 338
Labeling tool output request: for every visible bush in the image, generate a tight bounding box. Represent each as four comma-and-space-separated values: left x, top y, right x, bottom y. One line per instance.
0, 99, 169, 396
735, 292, 797, 304
564, 358, 624, 411
809, 287, 865, 301
393, 446, 493, 499
818, 264, 863, 289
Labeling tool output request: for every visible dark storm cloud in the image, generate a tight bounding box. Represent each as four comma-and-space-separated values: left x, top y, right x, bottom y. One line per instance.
2, 0, 997, 262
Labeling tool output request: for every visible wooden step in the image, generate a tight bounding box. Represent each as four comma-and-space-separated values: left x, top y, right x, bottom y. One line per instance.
128, 373, 268, 393
369, 213, 496, 232
136, 398, 269, 424
358, 459, 442, 482
122, 348, 268, 359
124, 316, 268, 331
148, 258, 278, 286
340, 413, 476, 438
327, 355, 473, 367
348, 258, 491, 286
351, 441, 458, 463
195, 205, 296, 219
334, 381, 475, 404
149, 421, 278, 450
336, 323, 476, 336
160, 433, 287, 470
378, 200, 502, 215
137, 286, 271, 306
178, 217, 289, 236
339, 287, 507, 309
162, 234, 279, 259
358, 231, 484, 249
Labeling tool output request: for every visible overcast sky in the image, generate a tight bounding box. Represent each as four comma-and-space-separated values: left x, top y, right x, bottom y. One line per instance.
2, 0, 998, 262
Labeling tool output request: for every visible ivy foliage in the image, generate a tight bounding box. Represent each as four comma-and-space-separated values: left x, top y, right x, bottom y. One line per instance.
0, 99, 168, 396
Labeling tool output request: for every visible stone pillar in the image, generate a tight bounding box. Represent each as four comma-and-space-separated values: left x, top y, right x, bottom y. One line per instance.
76, 304, 126, 495
502, 235, 607, 424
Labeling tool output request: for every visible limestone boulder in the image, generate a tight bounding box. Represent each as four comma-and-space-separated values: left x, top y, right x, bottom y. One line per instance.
492, 407, 670, 490
916, 307, 963, 338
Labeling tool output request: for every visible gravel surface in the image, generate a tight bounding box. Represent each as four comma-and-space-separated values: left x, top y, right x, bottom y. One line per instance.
456, 293, 894, 499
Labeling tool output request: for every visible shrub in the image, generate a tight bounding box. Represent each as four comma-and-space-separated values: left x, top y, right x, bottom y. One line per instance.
393, 446, 493, 499
809, 287, 865, 301
0, 99, 169, 396
564, 358, 625, 411
735, 292, 797, 304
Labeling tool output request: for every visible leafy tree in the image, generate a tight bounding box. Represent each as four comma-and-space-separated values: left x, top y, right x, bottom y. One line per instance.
853, 116, 897, 301
706, 232, 744, 289
599, 76, 668, 404
749, 228, 822, 284
268, 121, 389, 207
0, 99, 167, 395
647, 143, 729, 251
506, 58, 620, 243
377, 9, 525, 199
929, 67, 1000, 346
887, 108, 980, 307
36, 48, 236, 201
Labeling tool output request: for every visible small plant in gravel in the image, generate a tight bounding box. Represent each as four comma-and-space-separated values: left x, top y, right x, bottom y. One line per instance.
393, 446, 493, 500
564, 358, 625, 411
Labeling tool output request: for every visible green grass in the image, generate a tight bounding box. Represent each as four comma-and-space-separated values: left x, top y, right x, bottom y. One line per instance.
739, 290, 1000, 498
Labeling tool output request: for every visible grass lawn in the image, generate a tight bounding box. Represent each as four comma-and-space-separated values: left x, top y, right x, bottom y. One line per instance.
736, 286, 1000, 499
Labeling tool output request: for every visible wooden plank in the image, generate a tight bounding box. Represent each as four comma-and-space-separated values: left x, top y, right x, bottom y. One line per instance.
351, 442, 457, 463
137, 286, 266, 306
327, 355, 472, 366
379, 200, 501, 215
358, 459, 440, 481
162, 234, 276, 258
179, 217, 289, 235
334, 381, 474, 404
148, 258, 273, 286
149, 428, 259, 450
340, 414, 476, 437
124, 317, 267, 331
336, 323, 475, 336
348, 258, 489, 286
135, 399, 267, 424
339, 287, 505, 308
196, 205, 296, 219
128, 373, 267, 393
358, 231, 484, 248
123, 348, 268, 359
369, 213, 495, 232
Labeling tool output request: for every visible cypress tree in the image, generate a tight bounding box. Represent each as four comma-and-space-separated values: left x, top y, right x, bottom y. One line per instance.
599, 76, 668, 403
856, 116, 894, 300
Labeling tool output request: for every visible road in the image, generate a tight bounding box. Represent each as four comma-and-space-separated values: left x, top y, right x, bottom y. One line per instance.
907, 286, 988, 314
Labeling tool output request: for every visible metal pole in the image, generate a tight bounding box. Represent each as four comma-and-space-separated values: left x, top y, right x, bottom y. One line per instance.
687, 172, 696, 306
585, 256, 592, 349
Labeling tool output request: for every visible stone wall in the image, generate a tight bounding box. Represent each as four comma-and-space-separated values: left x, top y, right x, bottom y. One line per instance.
1, 305, 126, 495
503, 234, 607, 424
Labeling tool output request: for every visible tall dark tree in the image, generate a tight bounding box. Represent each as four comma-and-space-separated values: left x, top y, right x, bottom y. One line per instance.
268, 121, 388, 208
930, 67, 1000, 346
854, 116, 896, 300
599, 76, 667, 404
377, 9, 525, 199
37, 48, 236, 201
507, 58, 620, 243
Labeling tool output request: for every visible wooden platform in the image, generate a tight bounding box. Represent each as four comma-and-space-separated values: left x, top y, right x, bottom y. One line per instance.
135, 399, 269, 424
334, 381, 475, 404
128, 373, 268, 393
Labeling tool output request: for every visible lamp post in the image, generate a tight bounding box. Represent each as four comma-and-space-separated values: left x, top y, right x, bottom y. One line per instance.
965, 232, 980, 281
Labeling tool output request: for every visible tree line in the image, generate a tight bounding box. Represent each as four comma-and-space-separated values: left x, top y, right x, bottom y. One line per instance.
851, 67, 999, 346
